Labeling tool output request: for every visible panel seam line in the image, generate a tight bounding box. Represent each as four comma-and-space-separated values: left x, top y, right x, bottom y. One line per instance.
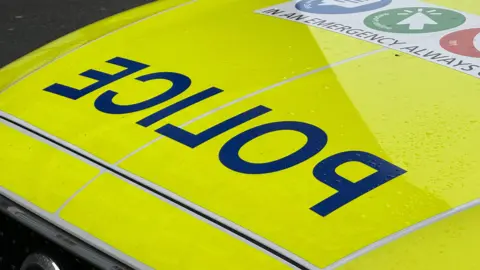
55, 47, 387, 269
0, 112, 314, 270
325, 199, 480, 269
116, 47, 388, 164
1, 48, 386, 270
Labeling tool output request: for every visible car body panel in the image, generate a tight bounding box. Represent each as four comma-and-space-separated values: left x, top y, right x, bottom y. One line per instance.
59, 173, 290, 270
0, 0, 479, 269
0, 111, 291, 270
0, 0, 377, 163
338, 202, 480, 270
0, 121, 99, 212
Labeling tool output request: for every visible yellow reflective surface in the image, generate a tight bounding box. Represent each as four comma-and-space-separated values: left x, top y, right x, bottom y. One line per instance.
0, 0, 478, 269
0, 0, 377, 163
0, 122, 99, 212
338, 203, 480, 270
60, 173, 290, 270
426, 0, 480, 15
331, 49, 480, 207
119, 51, 456, 266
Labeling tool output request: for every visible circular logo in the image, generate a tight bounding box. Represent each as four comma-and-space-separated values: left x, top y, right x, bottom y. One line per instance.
295, 0, 392, 14
440, 28, 480, 58
364, 7, 466, 33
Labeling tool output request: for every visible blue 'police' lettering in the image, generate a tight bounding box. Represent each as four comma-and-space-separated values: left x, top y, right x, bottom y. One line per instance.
310, 151, 407, 216
137, 87, 223, 127
94, 72, 191, 114
44, 57, 148, 100
157, 106, 271, 148
43, 56, 408, 216
219, 121, 328, 174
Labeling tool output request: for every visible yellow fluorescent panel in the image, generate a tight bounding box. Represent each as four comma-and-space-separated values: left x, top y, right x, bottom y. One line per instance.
59, 173, 291, 270
1, 0, 478, 268
338, 203, 480, 270
119, 50, 459, 267
0, 122, 99, 212
332, 49, 480, 207
0, 0, 378, 163
425, 0, 480, 15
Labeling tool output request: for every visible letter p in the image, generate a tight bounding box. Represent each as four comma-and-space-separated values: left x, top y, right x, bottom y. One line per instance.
311, 151, 406, 217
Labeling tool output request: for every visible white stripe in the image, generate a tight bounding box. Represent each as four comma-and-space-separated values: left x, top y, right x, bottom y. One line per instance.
0, 111, 303, 270
1, 3, 476, 264
95, 48, 386, 269
0, 187, 154, 270
117, 47, 387, 164
0, 117, 102, 170
0, 0, 197, 95
0, 47, 386, 270
326, 199, 480, 269
117, 176, 300, 270
54, 172, 301, 268
54, 169, 106, 215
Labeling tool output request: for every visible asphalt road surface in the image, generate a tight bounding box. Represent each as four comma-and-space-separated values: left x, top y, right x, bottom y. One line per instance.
0, 0, 154, 68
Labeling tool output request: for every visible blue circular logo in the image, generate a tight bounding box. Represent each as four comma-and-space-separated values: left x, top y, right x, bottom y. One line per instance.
295, 0, 392, 14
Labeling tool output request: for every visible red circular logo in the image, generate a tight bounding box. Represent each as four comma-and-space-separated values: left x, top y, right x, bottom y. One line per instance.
440, 28, 480, 58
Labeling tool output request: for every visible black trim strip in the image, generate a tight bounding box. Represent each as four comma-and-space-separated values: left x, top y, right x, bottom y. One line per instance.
0, 114, 310, 270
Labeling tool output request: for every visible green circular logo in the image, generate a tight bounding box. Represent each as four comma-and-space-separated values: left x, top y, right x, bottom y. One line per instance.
364, 7, 466, 33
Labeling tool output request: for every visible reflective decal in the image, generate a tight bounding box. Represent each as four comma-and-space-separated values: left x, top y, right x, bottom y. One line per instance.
257, 0, 480, 78
440, 28, 480, 58
95, 72, 191, 114
42, 56, 406, 217
295, 0, 392, 14
312, 151, 406, 216
44, 57, 148, 100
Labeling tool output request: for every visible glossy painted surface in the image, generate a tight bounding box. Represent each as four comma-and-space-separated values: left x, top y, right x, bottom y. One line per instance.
0, 0, 479, 269
338, 202, 480, 270
60, 173, 290, 269
0, 121, 99, 212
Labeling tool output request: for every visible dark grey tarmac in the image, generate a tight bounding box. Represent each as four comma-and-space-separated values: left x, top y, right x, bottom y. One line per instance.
0, 0, 154, 67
